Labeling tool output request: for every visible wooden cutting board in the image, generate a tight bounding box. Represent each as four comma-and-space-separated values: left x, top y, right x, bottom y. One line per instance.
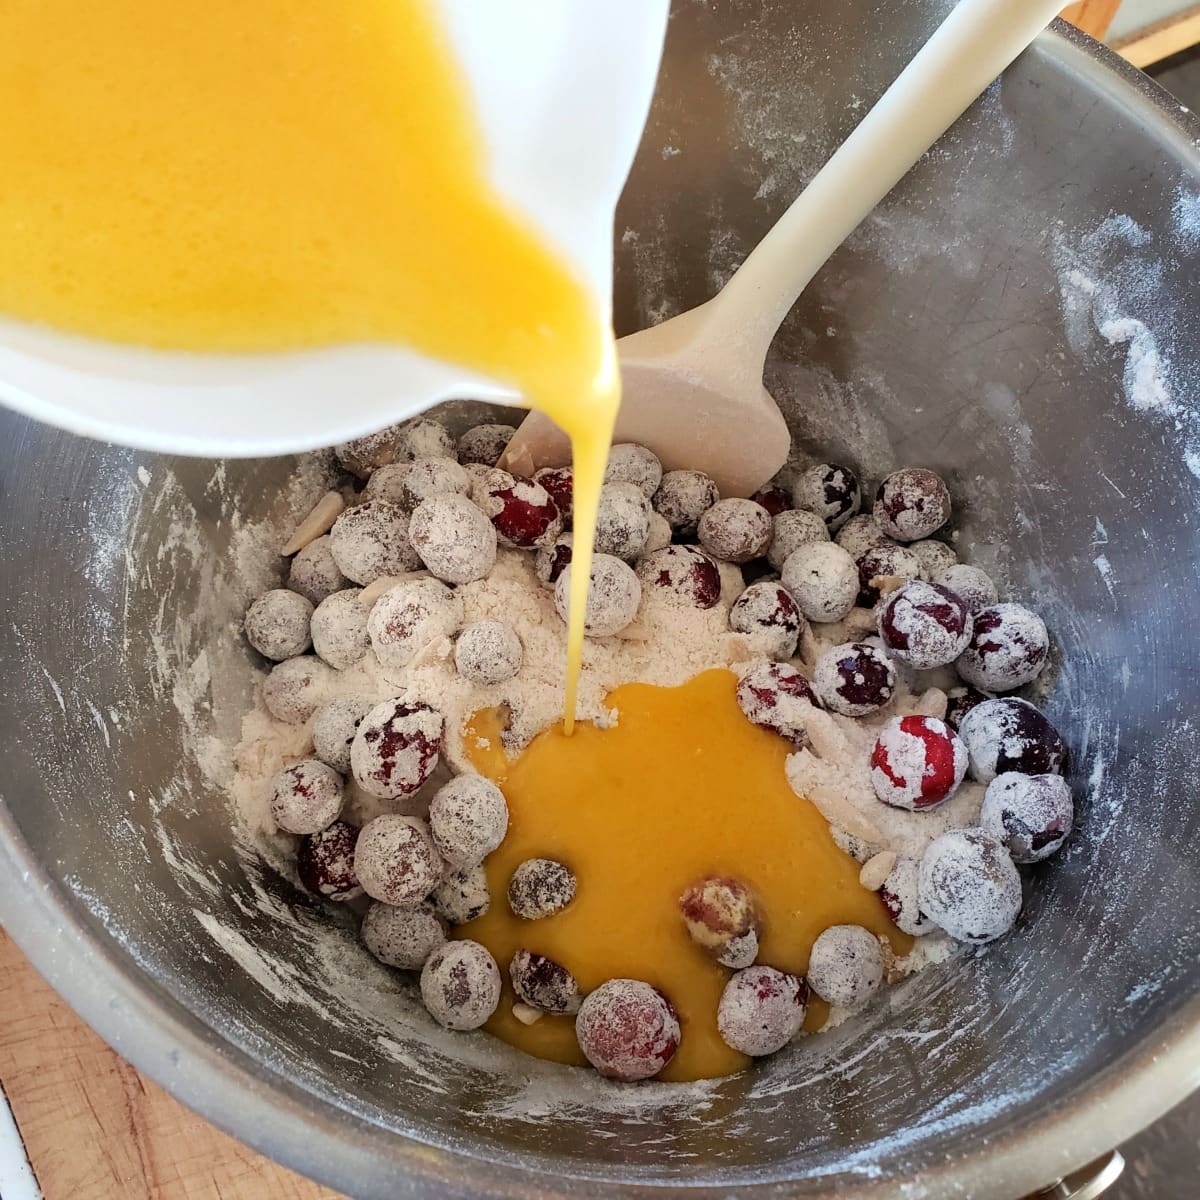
0, 930, 345, 1200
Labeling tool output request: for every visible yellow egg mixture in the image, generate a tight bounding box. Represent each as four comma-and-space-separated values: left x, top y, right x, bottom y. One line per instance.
0, 0, 612, 724
1, 1, 902, 1080
465, 672, 909, 1081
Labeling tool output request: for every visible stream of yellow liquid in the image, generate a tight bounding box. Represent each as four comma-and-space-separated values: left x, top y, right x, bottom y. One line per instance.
463, 671, 911, 1082
0, 0, 611, 724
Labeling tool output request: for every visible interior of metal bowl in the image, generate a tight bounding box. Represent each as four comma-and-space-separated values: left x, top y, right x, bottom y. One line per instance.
2, 4, 1199, 1198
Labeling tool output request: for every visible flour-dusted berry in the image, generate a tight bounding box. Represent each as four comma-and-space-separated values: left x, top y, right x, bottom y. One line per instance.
367, 578, 464, 668
767, 509, 829, 572
457, 423, 516, 467
361, 901, 446, 970
879, 856, 934, 936
394, 456, 471, 512
429, 775, 508, 868
473, 468, 563, 549
297, 820, 362, 901
980, 773, 1074, 863
432, 863, 491, 925
605, 444, 663, 499
736, 661, 821, 743
653, 470, 719, 538
636, 545, 721, 609
679, 876, 763, 969
420, 940, 502, 1030
286, 535, 348, 606
329, 500, 421, 585
642, 511, 673, 556
730, 582, 804, 661
717, 966, 808, 1056
245, 589, 313, 661
944, 685, 992, 731
398, 419, 455, 462
262, 656, 334, 725
335, 424, 404, 478
698, 498, 772, 564
575, 980, 680, 1080
874, 468, 952, 542
354, 814, 444, 906
958, 698, 1065, 785
910, 539, 958, 577
508, 858, 576, 920
455, 620, 522, 685
855, 542, 924, 607
409, 493, 497, 584
793, 463, 861, 533
271, 759, 344, 836
870, 715, 967, 811
350, 697, 444, 799
935, 564, 998, 615
555, 555, 641, 638
750, 484, 792, 517
835, 513, 890, 560
781, 541, 858, 623
807, 925, 885, 1007
594, 481, 652, 560
877, 580, 972, 670
510, 950, 584, 1015
812, 642, 897, 717
534, 532, 573, 588
956, 603, 1049, 692
919, 828, 1022, 944
311, 588, 370, 670
532, 466, 574, 522
311, 697, 373, 775
362, 463, 411, 507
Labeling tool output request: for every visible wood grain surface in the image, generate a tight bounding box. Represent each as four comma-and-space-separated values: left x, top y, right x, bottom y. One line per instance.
1062, 0, 1125, 38
0, 930, 344, 1200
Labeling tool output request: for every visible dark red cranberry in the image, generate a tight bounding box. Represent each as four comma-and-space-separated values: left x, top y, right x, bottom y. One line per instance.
532, 466, 574, 522
874, 468, 951, 542
509, 949, 584, 1014
980, 773, 1074, 863
877, 580, 972, 670
475, 468, 563, 548
736, 662, 821, 743
870, 715, 967, 810
297, 821, 363, 902
855, 542, 923, 607
812, 642, 897, 716
956, 603, 1049, 692
944, 685, 992, 731
793, 463, 861, 532
957, 697, 1066, 785
750, 485, 792, 517
636, 545, 722, 609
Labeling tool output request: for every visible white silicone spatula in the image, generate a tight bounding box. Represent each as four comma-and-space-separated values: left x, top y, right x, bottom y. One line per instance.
501, 0, 1068, 497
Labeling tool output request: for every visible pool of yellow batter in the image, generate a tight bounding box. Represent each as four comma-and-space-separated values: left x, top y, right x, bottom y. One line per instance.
462, 670, 909, 1082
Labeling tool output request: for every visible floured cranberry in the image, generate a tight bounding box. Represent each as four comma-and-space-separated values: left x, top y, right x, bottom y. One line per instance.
936, 563, 998, 614
286, 535, 347, 607
575, 979, 680, 1080
812, 642, 897, 717
750, 484, 792, 516
679, 876, 762, 969
350, 697, 444, 799
717, 966, 808, 1056
870, 715, 967, 810
429, 775, 509, 868
510, 950, 584, 1015
767, 509, 829, 572
532, 465, 574, 522
807, 925, 884, 1007
420, 940, 502, 1030
335, 424, 404, 478
918, 828, 1022, 944
297, 820, 362, 901
956, 603, 1050, 692
329, 500, 421, 585
398, 419, 455, 462
698, 498, 773, 564
270, 759, 344, 835
354, 814, 444, 906
605, 444, 663, 499
877, 580, 972, 670
636, 545, 722, 609
367, 578, 464, 669
262, 655, 335, 726
910, 539, 958, 578
874, 468, 952, 542
855, 542, 924, 607
879, 856, 934, 936
554, 556, 642, 637
736, 661, 821, 743
958, 698, 1065, 784
652, 470, 719, 538
432, 864, 491, 925
980, 773, 1074, 863
780, 541, 858, 623
730, 582, 804, 661
399, 456, 471, 510
534, 532, 574, 588
508, 857, 576, 919
835, 513, 890, 561
455, 620, 523, 685
245, 589, 313, 661
457, 423, 516, 467
473, 467, 563, 548
409, 493, 497, 585
944, 685, 992, 731
793, 463, 861, 533
312, 697, 373, 775
361, 901, 446, 970
594, 481, 652, 560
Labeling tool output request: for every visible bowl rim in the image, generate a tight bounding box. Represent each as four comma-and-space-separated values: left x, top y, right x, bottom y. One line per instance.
2, 19, 1199, 1200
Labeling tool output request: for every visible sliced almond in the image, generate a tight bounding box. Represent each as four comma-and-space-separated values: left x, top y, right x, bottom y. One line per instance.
281, 491, 345, 556
357, 570, 431, 610
859, 850, 898, 892
808, 783, 884, 845
512, 1003, 544, 1026
801, 707, 850, 762
871, 574, 906, 598
914, 687, 949, 720
841, 606, 878, 638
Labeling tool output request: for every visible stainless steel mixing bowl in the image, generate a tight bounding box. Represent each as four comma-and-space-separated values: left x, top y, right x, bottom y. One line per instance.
1, 4, 1198, 1198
